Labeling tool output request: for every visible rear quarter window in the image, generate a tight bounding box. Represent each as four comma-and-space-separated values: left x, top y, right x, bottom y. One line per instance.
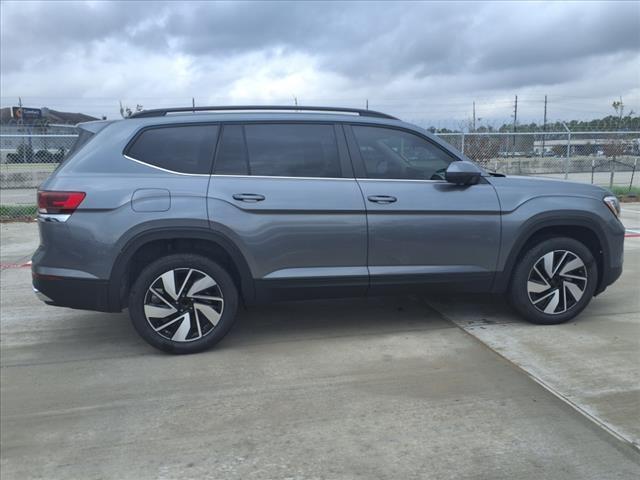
126, 125, 219, 174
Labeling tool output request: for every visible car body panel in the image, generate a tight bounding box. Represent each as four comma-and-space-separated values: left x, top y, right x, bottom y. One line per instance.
31, 110, 624, 313
206, 175, 368, 298
355, 179, 501, 291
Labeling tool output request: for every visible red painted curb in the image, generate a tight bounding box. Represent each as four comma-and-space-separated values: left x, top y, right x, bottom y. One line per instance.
0, 262, 31, 270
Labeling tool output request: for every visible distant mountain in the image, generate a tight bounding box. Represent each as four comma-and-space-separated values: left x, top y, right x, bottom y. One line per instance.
0, 107, 98, 125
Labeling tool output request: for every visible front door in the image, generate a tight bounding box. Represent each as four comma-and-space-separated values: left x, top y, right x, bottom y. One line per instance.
207, 122, 368, 301
345, 124, 501, 293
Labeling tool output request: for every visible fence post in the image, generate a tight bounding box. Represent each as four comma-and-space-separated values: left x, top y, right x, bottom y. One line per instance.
629, 158, 637, 192
562, 123, 571, 180
609, 158, 615, 189
460, 133, 465, 155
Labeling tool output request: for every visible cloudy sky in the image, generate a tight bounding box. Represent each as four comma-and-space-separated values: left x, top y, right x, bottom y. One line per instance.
1, 0, 639, 127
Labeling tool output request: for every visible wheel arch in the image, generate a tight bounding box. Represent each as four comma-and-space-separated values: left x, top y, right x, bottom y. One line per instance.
108, 226, 255, 311
494, 212, 609, 295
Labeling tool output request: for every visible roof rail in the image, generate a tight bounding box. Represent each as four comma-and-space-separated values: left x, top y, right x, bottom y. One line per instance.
129, 105, 397, 120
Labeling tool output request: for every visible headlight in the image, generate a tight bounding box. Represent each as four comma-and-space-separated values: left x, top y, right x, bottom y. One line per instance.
603, 195, 621, 218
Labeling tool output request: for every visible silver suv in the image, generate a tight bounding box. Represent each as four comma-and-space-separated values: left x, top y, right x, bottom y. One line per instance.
32, 106, 625, 353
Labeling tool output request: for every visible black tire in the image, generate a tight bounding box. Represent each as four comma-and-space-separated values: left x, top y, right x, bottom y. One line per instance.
129, 254, 238, 354
509, 237, 598, 325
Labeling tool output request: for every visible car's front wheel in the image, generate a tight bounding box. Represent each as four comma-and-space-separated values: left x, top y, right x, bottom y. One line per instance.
129, 254, 238, 353
509, 237, 597, 325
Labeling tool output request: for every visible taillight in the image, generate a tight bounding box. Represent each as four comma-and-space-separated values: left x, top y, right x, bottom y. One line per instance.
37, 191, 86, 214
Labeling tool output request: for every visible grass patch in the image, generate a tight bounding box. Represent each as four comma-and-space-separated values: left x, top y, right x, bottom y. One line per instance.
0, 204, 37, 220
1, 163, 57, 172
606, 185, 640, 196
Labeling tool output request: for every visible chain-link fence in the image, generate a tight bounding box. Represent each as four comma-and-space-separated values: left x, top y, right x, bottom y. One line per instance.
1, 129, 78, 219
437, 131, 639, 188
1, 129, 638, 220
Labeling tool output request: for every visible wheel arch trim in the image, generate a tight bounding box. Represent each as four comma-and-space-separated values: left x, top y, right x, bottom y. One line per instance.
493, 210, 610, 294
108, 225, 255, 310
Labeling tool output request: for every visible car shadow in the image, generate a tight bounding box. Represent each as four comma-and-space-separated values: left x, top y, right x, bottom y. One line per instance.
221, 295, 452, 348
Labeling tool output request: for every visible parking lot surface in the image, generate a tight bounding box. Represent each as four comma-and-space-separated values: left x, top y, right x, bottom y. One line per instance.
425, 205, 640, 449
1, 220, 639, 479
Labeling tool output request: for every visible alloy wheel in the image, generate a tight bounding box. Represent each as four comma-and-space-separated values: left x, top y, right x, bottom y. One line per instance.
527, 250, 588, 315
143, 268, 224, 342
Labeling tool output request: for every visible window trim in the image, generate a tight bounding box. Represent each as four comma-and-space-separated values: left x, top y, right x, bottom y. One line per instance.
211, 174, 355, 181
213, 121, 353, 179
122, 122, 220, 176
344, 123, 460, 181
123, 153, 212, 177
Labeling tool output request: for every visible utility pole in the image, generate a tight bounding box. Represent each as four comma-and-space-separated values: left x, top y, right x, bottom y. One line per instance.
472, 101, 476, 132
512, 95, 518, 158
17, 96, 29, 163
16, 97, 24, 127
192, 97, 195, 112
541, 94, 547, 157
366, 99, 369, 110
617, 96, 624, 130
17, 96, 23, 128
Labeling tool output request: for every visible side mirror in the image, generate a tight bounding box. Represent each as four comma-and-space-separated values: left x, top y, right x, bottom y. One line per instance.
445, 161, 483, 185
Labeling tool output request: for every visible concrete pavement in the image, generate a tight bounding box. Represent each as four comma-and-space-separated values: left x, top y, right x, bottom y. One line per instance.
1, 221, 639, 479
424, 206, 640, 449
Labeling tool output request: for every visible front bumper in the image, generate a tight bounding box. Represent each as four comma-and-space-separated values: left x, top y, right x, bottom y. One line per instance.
595, 264, 623, 296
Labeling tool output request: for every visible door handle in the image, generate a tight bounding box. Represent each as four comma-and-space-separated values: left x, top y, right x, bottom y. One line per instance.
367, 195, 397, 204
232, 193, 265, 202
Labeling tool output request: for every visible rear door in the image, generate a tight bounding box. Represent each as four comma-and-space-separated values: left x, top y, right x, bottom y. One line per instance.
207, 122, 368, 301
345, 124, 501, 293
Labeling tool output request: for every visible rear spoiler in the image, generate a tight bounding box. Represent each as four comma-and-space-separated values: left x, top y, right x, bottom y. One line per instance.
76, 119, 115, 134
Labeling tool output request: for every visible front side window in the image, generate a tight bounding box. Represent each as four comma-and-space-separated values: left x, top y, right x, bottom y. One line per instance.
352, 125, 456, 180
126, 125, 218, 174
244, 124, 341, 178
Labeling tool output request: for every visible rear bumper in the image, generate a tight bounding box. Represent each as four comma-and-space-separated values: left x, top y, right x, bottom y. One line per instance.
32, 271, 113, 312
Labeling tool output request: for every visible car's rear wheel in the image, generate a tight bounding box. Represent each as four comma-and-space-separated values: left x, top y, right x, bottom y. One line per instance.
509, 237, 597, 325
129, 254, 238, 354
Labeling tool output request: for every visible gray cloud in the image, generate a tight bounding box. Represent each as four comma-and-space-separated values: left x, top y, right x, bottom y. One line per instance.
1, 0, 638, 123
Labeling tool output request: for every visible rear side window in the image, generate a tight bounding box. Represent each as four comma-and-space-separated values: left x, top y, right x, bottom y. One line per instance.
214, 123, 341, 178
126, 125, 218, 174
245, 124, 341, 178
